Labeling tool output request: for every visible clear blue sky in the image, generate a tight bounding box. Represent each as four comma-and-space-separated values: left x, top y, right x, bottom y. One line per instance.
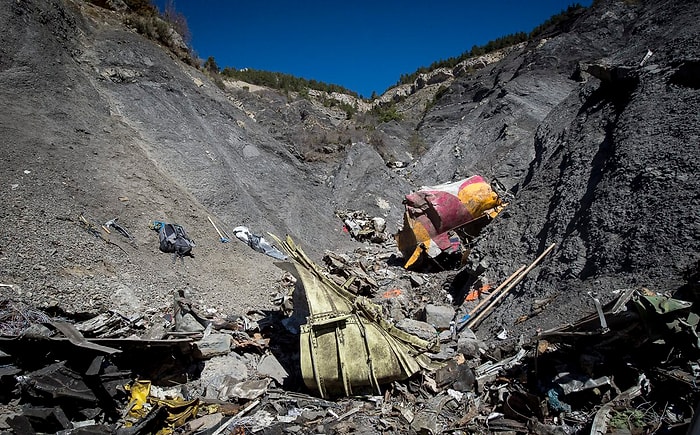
155, 1, 591, 98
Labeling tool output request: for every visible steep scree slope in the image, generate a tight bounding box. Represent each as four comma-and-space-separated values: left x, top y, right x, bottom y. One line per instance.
0, 0, 403, 316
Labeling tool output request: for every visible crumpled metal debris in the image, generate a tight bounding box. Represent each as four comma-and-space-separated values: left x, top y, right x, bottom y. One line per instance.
336, 209, 388, 243
395, 175, 505, 269
1, 252, 698, 435
271, 234, 441, 398
322, 250, 378, 295
232, 226, 288, 260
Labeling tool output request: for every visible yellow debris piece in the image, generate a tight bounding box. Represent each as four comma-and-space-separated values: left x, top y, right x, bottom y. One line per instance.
123, 379, 201, 433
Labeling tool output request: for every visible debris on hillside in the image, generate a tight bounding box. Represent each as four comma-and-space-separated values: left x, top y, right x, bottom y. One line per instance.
151, 220, 196, 262
232, 226, 288, 260
3, 0, 700, 431
272, 235, 440, 398
1, 235, 698, 434
463, 243, 556, 330
336, 209, 388, 243
207, 216, 231, 243
104, 217, 136, 246
395, 176, 505, 269
78, 213, 130, 255
322, 250, 379, 295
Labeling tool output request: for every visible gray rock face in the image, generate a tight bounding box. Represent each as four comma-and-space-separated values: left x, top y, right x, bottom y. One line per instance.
395, 318, 438, 341
405, 0, 700, 339
423, 304, 456, 331
194, 333, 233, 359
457, 336, 485, 359
0, 0, 698, 358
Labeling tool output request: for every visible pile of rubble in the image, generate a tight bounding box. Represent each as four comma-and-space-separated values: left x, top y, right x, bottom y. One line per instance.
336, 210, 388, 244
1, 233, 698, 434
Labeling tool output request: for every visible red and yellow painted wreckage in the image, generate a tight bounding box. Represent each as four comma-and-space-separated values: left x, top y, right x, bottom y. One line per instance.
395, 175, 505, 268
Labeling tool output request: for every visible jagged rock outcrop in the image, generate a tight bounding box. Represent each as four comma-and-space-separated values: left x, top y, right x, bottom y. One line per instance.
406, 0, 700, 337
414, 68, 453, 91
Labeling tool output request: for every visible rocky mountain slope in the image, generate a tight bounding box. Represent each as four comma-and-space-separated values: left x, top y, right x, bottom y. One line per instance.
1, 0, 698, 344
410, 0, 700, 336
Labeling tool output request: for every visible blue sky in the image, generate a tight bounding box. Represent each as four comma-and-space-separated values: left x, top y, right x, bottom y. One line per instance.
155, 1, 591, 98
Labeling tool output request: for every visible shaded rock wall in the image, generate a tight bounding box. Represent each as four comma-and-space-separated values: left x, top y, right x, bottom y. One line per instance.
408, 0, 700, 336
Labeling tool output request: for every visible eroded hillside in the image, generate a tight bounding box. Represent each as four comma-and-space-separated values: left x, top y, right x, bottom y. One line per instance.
0, 0, 699, 432
1, 0, 698, 347
0, 0, 405, 316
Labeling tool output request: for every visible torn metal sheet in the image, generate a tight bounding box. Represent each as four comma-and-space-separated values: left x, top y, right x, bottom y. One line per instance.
257, 353, 289, 385
395, 175, 504, 268
228, 379, 271, 400
74, 311, 136, 338
323, 251, 378, 295
17, 361, 98, 403
272, 235, 441, 398
411, 393, 453, 434
124, 379, 202, 431
336, 210, 387, 243
588, 293, 609, 332
554, 373, 612, 395
13, 406, 72, 433
51, 321, 121, 355
0, 335, 194, 355
474, 348, 527, 383
539, 290, 697, 343
232, 226, 288, 260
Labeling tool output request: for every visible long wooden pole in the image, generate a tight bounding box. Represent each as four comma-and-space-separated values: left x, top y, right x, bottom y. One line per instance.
468, 243, 556, 330
207, 216, 225, 240
466, 265, 527, 319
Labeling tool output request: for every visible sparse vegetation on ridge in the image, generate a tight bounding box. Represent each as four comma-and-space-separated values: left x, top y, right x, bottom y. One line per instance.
219, 67, 361, 99
394, 3, 586, 88
96, 0, 587, 100
370, 102, 403, 123
196, 4, 587, 103
114, 0, 198, 66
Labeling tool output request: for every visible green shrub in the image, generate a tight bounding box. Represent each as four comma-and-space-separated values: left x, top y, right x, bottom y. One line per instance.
220, 67, 359, 98
123, 0, 157, 16
371, 103, 402, 123
213, 75, 226, 90
392, 3, 587, 91
121, 1, 197, 67
338, 102, 357, 119
529, 3, 585, 38
203, 56, 219, 74
154, 18, 170, 45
